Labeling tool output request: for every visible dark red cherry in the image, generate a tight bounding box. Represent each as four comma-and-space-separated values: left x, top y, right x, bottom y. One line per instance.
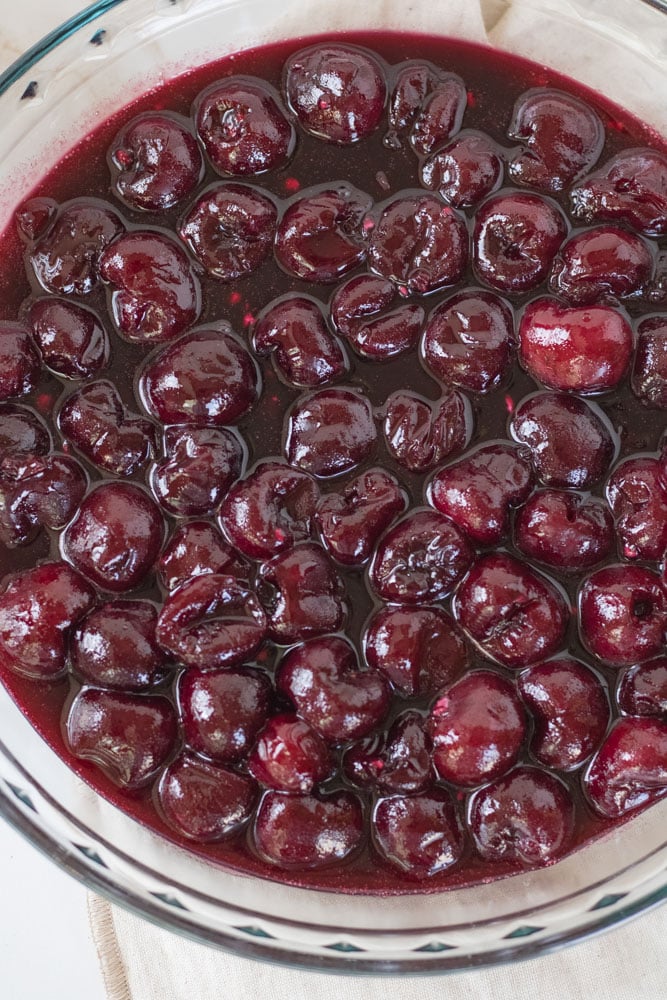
453, 552, 568, 668
364, 605, 468, 697
606, 457, 667, 562
285, 387, 377, 478
248, 713, 331, 792
584, 717, 667, 818
151, 425, 243, 517
330, 273, 424, 360
253, 296, 347, 387
519, 297, 633, 393
65, 688, 176, 790
421, 130, 504, 207
59, 380, 156, 477
429, 442, 533, 545
645, 251, 667, 306
158, 755, 257, 841
28, 298, 109, 379
618, 658, 667, 719
253, 789, 364, 869
519, 658, 609, 770
0, 322, 40, 401
472, 192, 567, 294
368, 194, 468, 295
62, 483, 164, 593
515, 490, 614, 572
218, 461, 319, 560
71, 600, 168, 690
194, 77, 294, 175
99, 231, 200, 344
409, 76, 466, 156
422, 289, 515, 393
508, 88, 603, 192
429, 670, 526, 787
469, 767, 574, 865
258, 542, 345, 644
370, 509, 473, 603
633, 317, 667, 408
388, 61, 439, 132
315, 467, 406, 566
179, 666, 272, 762
0, 562, 94, 680
157, 520, 250, 593
275, 184, 372, 283
343, 711, 432, 794
277, 636, 389, 743
579, 564, 667, 666
15, 197, 56, 242
140, 328, 259, 426
511, 392, 615, 489
284, 44, 386, 144
549, 227, 653, 305
179, 183, 277, 282
0, 452, 87, 548
156, 573, 266, 669
383, 389, 470, 473
28, 198, 124, 296
109, 112, 203, 210
0, 404, 49, 458
372, 790, 463, 879
570, 147, 667, 236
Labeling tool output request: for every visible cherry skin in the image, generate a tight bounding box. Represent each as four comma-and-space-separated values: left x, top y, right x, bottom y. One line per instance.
151, 425, 243, 517
275, 184, 372, 283
0, 562, 95, 680
253, 295, 347, 387
29, 298, 110, 379
383, 389, 471, 473
633, 317, 667, 408
429, 442, 533, 545
618, 658, 667, 719
579, 564, 667, 666
429, 670, 526, 787
549, 226, 654, 305
315, 467, 406, 566
422, 289, 515, 393
194, 77, 294, 175
372, 790, 463, 880
570, 147, 667, 236
156, 573, 267, 669
0, 404, 49, 458
364, 604, 468, 697
158, 755, 257, 842
469, 767, 575, 866
71, 600, 168, 690
179, 666, 272, 763
519, 658, 609, 770
330, 274, 424, 360
0, 452, 87, 548
276, 636, 390, 743
65, 687, 177, 790
514, 490, 614, 572
99, 231, 201, 344
508, 88, 604, 192
284, 43, 386, 144
0, 322, 40, 401
248, 713, 331, 792
370, 509, 473, 604
61, 483, 164, 593
179, 183, 277, 282
157, 520, 250, 593
343, 711, 432, 794
285, 387, 377, 477
258, 542, 345, 643
453, 552, 568, 669
109, 112, 203, 210
421, 130, 503, 207
253, 789, 364, 869
584, 717, 667, 818
519, 297, 633, 393
408, 75, 466, 156
510, 392, 615, 489
59, 380, 156, 477
140, 328, 259, 426
606, 457, 667, 563
368, 194, 468, 295
472, 191, 567, 294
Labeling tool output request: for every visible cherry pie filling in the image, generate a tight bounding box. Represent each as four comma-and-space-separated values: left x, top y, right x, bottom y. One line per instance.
0, 32, 665, 893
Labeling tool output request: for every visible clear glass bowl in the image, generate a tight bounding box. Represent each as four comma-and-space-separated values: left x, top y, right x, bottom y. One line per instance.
0, 0, 666, 973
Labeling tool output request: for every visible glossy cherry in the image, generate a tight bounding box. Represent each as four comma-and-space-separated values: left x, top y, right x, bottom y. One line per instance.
330, 273, 424, 360
158, 755, 257, 841
0, 322, 40, 401
71, 600, 168, 690
258, 542, 345, 643
633, 317, 667, 408
584, 717, 667, 818
549, 226, 653, 305
285, 387, 377, 477
151, 425, 243, 517
372, 790, 463, 879
383, 389, 470, 473
315, 467, 406, 566
109, 112, 203, 210
421, 130, 503, 207
618, 658, 667, 719
253, 295, 347, 387
343, 711, 432, 794
157, 520, 250, 592
570, 147, 667, 236
29, 298, 110, 379
0, 452, 87, 548
179, 666, 272, 762
253, 789, 364, 869
606, 457, 667, 563
514, 490, 614, 572
248, 713, 331, 792
0, 404, 49, 457
579, 564, 667, 666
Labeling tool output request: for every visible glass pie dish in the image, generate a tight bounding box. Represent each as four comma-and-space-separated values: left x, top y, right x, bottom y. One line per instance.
0, 0, 665, 973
